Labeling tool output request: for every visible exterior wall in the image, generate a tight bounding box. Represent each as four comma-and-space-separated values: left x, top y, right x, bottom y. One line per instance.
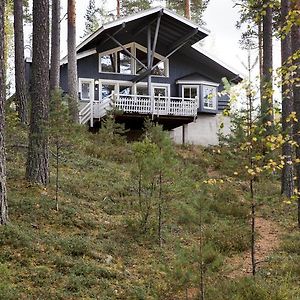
59, 44, 231, 112
171, 114, 231, 146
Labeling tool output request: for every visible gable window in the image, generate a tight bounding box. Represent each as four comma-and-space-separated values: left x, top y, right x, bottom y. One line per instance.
117, 48, 132, 74
100, 54, 116, 73
202, 85, 217, 110
99, 43, 169, 77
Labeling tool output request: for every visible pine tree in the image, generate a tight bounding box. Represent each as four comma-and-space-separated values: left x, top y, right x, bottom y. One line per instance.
261, 0, 274, 131
67, 0, 79, 123
121, 0, 153, 16
26, 0, 50, 185
165, 0, 210, 24
280, 0, 294, 198
291, 0, 300, 228
14, 0, 28, 124
82, 0, 100, 38
0, 0, 8, 224
50, 0, 60, 91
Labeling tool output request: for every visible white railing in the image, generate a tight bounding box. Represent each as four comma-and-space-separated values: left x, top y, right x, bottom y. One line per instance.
79, 93, 198, 126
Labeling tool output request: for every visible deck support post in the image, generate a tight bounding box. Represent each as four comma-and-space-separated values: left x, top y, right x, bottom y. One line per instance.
182, 124, 188, 145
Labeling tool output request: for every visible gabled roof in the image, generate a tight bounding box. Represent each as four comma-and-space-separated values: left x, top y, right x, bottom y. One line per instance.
75, 6, 209, 54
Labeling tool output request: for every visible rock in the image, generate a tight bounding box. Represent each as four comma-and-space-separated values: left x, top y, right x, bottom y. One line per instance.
105, 255, 113, 264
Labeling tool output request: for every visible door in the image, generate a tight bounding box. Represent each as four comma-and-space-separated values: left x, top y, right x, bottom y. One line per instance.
79, 78, 94, 102
152, 85, 169, 115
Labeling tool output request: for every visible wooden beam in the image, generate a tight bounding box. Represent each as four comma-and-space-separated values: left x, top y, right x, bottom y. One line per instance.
167, 28, 198, 53
96, 22, 126, 50
151, 12, 162, 67
133, 29, 198, 83
106, 34, 147, 70
132, 10, 163, 37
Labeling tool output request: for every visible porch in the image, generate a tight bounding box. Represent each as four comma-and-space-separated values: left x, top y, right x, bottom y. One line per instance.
79, 93, 198, 128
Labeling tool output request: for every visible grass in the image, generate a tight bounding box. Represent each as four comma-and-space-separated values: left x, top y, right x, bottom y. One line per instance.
0, 120, 299, 299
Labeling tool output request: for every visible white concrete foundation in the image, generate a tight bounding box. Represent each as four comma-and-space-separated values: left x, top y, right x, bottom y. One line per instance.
171, 114, 231, 146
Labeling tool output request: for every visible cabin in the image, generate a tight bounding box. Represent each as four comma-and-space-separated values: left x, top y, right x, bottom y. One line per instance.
27, 7, 242, 145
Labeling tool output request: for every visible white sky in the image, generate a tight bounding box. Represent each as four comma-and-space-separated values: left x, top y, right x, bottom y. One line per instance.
24, 0, 281, 88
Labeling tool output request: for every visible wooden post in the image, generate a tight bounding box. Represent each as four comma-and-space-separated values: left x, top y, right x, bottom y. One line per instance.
147, 25, 152, 97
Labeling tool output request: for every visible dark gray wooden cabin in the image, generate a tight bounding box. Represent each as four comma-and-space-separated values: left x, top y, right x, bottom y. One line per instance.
27, 7, 242, 131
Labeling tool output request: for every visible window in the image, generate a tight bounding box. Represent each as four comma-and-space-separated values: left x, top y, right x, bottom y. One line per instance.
79, 79, 94, 101
81, 82, 90, 100
183, 86, 198, 99
100, 54, 115, 73
119, 85, 132, 95
136, 86, 148, 96
99, 43, 169, 77
117, 48, 132, 74
202, 85, 217, 110
102, 84, 115, 99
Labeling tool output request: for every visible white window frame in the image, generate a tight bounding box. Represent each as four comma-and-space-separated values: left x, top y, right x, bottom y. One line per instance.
98, 79, 134, 101
79, 78, 94, 102
182, 85, 199, 100
98, 42, 169, 77
152, 83, 171, 97
201, 84, 217, 110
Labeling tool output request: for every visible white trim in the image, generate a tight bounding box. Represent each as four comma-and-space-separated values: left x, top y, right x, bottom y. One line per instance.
61, 48, 97, 65
177, 80, 219, 87
201, 84, 217, 110
79, 78, 95, 102
152, 83, 171, 97
73, 7, 209, 56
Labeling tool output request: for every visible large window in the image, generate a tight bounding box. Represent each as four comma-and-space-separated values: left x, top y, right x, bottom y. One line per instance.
202, 85, 217, 110
117, 48, 132, 74
99, 43, 169, 77
100, 54, 115, 73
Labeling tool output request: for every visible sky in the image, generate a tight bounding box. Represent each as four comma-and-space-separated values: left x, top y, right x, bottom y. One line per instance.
23, 0, 281, 91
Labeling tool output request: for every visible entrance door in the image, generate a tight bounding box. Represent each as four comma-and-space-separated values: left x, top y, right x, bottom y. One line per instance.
79, 78, 94, 102
152, 85, 169, 115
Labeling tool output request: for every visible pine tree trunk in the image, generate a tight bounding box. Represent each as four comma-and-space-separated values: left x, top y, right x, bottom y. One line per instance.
117, 0, 120, 17
281, 0, 294, 198
50, 0, 60, 92
0, 0, 8, 225
14, 0, 28, 124
185, 0, 191, 19
291, 0, 300, 228
67, 0, 79, 123
26, 0, 50, 185
262, 1, 274, 131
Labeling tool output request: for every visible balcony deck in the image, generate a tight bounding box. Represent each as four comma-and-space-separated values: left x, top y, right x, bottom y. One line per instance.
79, 93, 198, 128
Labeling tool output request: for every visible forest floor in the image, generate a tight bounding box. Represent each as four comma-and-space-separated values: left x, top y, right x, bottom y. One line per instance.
0, 121, 299, 300
225, 217, 283, 278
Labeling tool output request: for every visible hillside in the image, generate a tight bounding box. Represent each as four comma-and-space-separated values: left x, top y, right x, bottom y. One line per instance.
0, 118, 299, 300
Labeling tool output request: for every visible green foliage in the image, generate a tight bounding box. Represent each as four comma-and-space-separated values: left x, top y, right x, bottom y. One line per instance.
82, 0, 102, 38
166, 0, 210, 24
